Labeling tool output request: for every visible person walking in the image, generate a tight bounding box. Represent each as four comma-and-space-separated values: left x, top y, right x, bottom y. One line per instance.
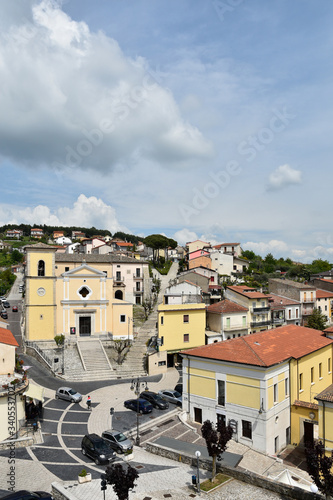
86, 395, 92, 410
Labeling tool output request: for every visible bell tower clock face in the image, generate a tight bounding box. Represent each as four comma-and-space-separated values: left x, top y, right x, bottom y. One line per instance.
37, 287, 46, 297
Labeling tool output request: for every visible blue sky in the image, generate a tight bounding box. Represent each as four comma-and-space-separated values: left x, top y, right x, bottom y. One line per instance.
0, 0, 332, 262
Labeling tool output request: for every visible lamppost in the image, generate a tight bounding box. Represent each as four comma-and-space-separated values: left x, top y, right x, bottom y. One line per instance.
128, 317, 134, 342
195, 450, 201, 495
130, 377, 149, 446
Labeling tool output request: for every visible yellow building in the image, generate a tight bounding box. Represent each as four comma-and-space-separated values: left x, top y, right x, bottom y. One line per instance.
157, 303, 206, 365
315, 384, 333, 453
182, 324, 333, 456
24, 243, 133, 341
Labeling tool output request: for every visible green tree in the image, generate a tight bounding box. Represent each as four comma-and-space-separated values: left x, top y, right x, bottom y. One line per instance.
307, 308, 327, 331
305, 441, 333, 499
201, 419, 233, 482
105, 463, 139, 500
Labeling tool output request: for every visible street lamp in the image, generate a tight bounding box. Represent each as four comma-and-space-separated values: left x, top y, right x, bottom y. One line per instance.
130, 377, 149, 446
195, 450, 201, 495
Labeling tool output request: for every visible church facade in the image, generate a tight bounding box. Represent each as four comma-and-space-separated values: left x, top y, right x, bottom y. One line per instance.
24, 243, 134, 342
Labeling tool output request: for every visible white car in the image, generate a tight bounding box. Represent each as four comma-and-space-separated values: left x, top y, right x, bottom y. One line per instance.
55, 387, 82, 403
158, 389, 182, 406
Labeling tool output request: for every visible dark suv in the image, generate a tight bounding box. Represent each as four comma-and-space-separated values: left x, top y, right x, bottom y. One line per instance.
81, 433, 116, 465
139, 391, 169, 410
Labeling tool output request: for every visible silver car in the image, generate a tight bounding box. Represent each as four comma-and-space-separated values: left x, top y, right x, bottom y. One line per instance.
158, 389, 182, 406
56, 386, 82, 403
102, 429, 133, 453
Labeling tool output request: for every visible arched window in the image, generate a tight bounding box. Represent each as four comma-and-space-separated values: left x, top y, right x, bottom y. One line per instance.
115, 290, 123, 300
38, 260, 45, 277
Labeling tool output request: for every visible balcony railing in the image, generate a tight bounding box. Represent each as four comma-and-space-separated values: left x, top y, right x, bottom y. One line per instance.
272, 317, 285, 323
252, 307, 270, 313
302, 298, 315, 303
133, 288, 144, 294
223, 324, 248, 331
113, 275, 125, 284
133, 274, 143, 280
250, 320, 271, 327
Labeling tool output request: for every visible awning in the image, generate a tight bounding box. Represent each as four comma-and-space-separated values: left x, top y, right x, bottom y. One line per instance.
24, 382, 44, 401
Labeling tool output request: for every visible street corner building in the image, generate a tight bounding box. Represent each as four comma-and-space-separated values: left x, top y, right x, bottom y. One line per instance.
181, 324, 333, 457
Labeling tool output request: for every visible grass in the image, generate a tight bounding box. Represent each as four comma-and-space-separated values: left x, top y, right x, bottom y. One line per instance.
200, 473, 231, 492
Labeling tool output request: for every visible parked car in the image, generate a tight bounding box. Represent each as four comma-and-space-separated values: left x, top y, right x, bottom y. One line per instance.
158, 389, 182, 406
81, 433, 116, 465
12, 305, 18, 312
55, 387, 82, 403
124, 398, 153, 414
2, 301, 10, 308
2, 491, 53, 499
102, 429, 133, 453
174, 383, 183, 395
139, 391, 169, 409
1, 310, 8, 319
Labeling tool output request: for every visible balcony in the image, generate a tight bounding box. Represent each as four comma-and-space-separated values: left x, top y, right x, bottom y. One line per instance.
133, 274, 143, 280
302, 298, 315, 303
133, 287, 144, 294
113, 275, 125, 284
223, 324, 248, 331
272, 317, 285, 324
252, 306, 270, 313
250, 320, 271, 327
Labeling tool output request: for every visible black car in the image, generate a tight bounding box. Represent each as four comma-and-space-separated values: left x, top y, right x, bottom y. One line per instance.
81, 433, 116, 465
1, 310, 8, 319
1, 491, 53, 500
2, 301, 10, 308
139, 391, 169, 409
124, 398, 153, 414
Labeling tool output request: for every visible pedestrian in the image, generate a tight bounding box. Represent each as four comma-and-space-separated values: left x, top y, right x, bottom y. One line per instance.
87, 395, 91, 410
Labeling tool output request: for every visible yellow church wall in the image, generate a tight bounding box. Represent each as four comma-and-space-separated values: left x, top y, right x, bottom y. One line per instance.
26, 306, 55, 340
317, 404, 333, 451
28, 250, 54, 277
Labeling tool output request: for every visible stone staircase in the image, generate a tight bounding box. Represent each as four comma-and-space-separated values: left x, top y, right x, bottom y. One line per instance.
64, 339, 114, 382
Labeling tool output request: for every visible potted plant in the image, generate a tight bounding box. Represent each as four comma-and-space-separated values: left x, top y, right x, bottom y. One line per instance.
78, 469, 92, 483
123, 448, 134, 461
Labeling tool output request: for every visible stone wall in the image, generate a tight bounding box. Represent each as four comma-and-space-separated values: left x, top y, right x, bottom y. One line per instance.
145, 442, 322, 500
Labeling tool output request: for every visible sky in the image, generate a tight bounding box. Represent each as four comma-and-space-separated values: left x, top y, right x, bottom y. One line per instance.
0, 0, 332, 262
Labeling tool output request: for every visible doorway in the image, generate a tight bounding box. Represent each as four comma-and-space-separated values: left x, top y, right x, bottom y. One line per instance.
79, 316, 91, 336
303, 421, 314, 447
194, 407, 202, 424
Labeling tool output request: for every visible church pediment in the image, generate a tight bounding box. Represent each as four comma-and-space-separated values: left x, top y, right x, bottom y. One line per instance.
62, 263, 106, 278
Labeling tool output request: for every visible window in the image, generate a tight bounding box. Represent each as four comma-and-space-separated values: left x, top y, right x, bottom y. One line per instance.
274, 436, 279, 454
183, 315, 189, 323
299, 373, 303, 391
325, 305, 328, 311
136, 268, 140, 277
242, 316, 246, 327
273, 383, 278, 403
160, 336, 164, 346
183, 334, 189, 342
329, 358, 331, 373
158, 361, 166, 366
103, 270, 107, 276
242, 420, 252, 439
65, 267, 69, 272
319, 363, 322, 379
161, 316, 164, 325
217, 414, 226, 426
210, 276, 214, 282
296, 309, 298, 318
217, 380, 225, 406
136, 282, 140, 291
120, 315, 126, 323
38, 260, 45, 276
286, 427, 291, 445
288, 309, 291, 319
226, 317, 230, 328
116, 271, 121, 281
285, 377, 289, 397
311, 367, 314, 384
79, 286, 90, 298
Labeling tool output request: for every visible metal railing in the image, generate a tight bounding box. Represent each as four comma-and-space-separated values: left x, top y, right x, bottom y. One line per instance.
25, 341, 53, 370
252, 307, 270, 313
250, 320, 271, 327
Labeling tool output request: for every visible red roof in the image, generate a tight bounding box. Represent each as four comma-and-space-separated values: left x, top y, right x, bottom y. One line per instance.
207, 299, 248, 314
182, 325, 333, 367
227, 285, 267, 299
315, 289, 333, 298
0, 327, 19, 347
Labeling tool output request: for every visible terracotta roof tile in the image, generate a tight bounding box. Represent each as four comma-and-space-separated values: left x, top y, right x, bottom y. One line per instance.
293, 400, 318, 410
207, 299, 248, 314
315, 289, 333, 298
0, 328, 19, 347
181, 324, 333, 367
315, 384, 333, 403
227, 285, 268, 299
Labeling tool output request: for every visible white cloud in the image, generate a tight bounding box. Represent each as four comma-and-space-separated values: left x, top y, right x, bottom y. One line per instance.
267, 164, 302, 191
291, 249, 306, 259
244, 239, 288, 256
0, 0, 213, 175
0, 195, 126, 234
173, 228, 198, 245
